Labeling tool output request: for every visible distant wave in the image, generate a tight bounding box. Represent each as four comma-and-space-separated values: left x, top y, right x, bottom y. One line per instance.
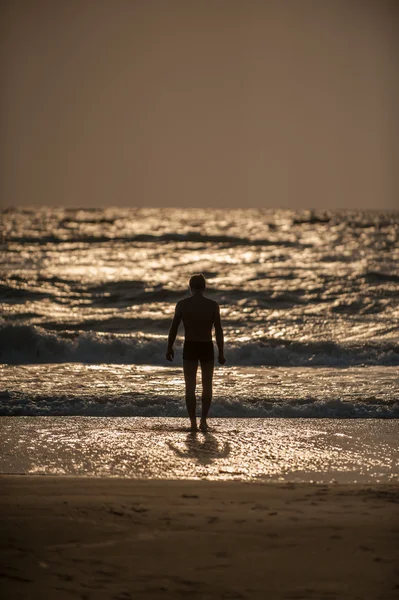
0, 391, 397, 418
0, 283, 49, 301
362, 271, 399, 284
5, 232, 304, 247
0, 277, 310, 308
1, 323, 398, 367
0, 282, 393, 317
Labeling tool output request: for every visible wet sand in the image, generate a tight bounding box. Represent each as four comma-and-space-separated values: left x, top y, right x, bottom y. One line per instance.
2, 417, 398, 482
1, 476, 398, 599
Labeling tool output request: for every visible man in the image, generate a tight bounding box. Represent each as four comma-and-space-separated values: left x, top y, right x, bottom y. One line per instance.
166, 273, 226, 432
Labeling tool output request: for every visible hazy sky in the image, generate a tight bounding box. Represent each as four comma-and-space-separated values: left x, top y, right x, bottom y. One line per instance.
1, 0, 398, 210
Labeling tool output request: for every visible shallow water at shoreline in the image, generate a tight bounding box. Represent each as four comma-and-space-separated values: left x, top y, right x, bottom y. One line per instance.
1, 417, 397, 483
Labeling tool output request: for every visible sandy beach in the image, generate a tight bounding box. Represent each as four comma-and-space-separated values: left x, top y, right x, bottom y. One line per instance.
1, 475, 398, 599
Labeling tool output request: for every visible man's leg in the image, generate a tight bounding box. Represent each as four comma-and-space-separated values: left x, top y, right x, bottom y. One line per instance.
199, 360, 214, 431
183, 360, 198, 431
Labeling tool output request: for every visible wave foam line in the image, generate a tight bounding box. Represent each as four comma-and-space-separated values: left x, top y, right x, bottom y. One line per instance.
0, 394, 397, 418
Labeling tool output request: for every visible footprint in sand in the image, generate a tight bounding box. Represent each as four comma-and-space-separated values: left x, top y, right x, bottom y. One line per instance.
208, 516, 220, 524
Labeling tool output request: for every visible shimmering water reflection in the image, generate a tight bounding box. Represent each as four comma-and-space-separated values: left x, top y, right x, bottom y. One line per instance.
1, 417, 397, 483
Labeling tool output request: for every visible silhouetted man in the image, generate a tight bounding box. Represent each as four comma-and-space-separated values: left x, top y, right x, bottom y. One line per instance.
166, 273, 226, 432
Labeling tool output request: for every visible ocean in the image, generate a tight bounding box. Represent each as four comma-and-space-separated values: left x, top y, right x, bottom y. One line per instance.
1, 207, 398, 482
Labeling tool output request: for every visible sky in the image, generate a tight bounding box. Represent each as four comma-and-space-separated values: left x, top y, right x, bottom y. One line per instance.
1, 0, 398, 210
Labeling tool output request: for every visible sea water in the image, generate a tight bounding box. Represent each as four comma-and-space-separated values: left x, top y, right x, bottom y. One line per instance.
1, 208, 398, 480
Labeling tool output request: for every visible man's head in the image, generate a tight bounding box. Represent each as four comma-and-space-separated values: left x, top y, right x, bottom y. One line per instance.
189, 273, 206, 294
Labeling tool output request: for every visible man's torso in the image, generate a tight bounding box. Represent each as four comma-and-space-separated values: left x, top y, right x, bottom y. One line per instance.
178, 296, 217, 342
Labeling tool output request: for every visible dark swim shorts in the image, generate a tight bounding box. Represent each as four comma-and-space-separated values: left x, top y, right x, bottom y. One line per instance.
183, 340, 214, 363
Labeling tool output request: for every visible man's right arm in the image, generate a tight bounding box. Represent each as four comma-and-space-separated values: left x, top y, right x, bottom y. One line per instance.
214, 303, 226, 365
166, 302, 182, 361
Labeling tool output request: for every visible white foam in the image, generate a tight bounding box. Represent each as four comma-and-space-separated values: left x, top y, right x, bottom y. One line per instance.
1, 393, 398, 418
1, 323, 398, 367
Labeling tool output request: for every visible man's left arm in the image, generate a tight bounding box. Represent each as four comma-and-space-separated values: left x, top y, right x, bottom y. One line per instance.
166, 302, 182, 361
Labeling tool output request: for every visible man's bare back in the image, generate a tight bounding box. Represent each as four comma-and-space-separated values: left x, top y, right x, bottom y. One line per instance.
165, 274, 225, 432
166, 294, 224, 360
177, 295, 217, 342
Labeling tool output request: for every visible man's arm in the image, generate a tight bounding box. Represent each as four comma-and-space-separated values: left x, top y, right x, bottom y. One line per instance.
166, 302, 182, 361
214, 303, 226, 364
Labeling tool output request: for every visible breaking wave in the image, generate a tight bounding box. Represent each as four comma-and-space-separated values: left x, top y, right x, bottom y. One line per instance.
0, 390, 397, 418
1, 323, 398, 367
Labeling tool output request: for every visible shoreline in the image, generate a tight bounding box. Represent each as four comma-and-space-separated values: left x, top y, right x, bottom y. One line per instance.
1, 416, 398, 483
1, 475, 398, 599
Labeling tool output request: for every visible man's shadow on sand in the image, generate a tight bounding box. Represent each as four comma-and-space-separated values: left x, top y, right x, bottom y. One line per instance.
167, 432, 231, 466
